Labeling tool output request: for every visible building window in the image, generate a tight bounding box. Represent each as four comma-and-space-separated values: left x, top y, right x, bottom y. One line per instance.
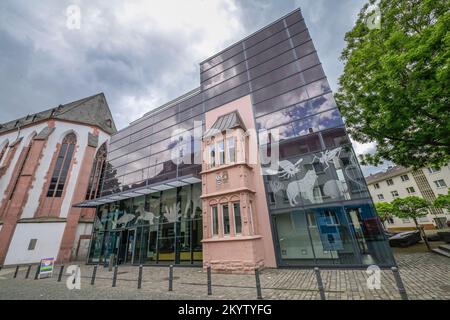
322, 210, 339, 226
400, 174, 409, 182
218, 140, 225, 165
391, 190, 399, 198
86, 143, 107, 200
0, 141, 8, 164
226, 137, 235, 163
377, 194, 384, 200
268, 192, 276, 204
233, 202, 242, 235
47, 133, 77, 197
222, 204, 230, 235
211, 205, 218, 236
249, 201, 255, 234
209, 144, 216, 168
434, 179, 447, 188
386, 179, 394, 186
428, 167, 440, 173
419, 217, 429, 222
373, 183, 380, 189
406, 187, 415, 194
402, 218, 411, 223
28, 239, 37, 251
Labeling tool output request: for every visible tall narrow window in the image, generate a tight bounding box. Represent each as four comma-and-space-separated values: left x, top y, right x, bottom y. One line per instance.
0, 141, 8, 164
227, 137, 235, 163
211, 205, 218, 236
233, 202, 242, 235
222, 204, 230, 235
86, 143, 107, 200
209, 144, 216, 168
249, 201, 255, 234
218, 140, 225, 165
47, 133, 76, 197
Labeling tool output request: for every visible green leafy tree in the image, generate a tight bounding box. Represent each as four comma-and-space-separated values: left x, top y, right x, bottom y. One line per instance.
335, 0, 450, 168
375, 202, 395, 229
392, 196, 431, 249
433, 189, 450, 210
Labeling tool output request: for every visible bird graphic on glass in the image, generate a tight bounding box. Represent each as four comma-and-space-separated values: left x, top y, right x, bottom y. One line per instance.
116, 213, 136, 226
277, 158, 304, 178
311, 147, 342, 171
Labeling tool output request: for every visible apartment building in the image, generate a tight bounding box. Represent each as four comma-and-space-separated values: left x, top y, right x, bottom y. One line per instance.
366, 165, 450, 231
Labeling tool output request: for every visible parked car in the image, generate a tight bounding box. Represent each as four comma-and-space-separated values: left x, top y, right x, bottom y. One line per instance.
388, 230, 421, 247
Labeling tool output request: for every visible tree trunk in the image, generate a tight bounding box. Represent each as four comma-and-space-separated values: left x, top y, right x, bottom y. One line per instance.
413, 217, 431, 251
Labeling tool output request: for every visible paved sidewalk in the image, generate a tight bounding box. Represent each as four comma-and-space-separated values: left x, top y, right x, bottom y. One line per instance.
0, 252, 449, 300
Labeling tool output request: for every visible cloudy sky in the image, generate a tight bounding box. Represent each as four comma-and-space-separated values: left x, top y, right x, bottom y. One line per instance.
0, 0, 387, 175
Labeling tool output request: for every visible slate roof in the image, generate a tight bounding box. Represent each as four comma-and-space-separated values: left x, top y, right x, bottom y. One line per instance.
203, 111, 246, 138
365, 165, 410, 184
0, 93, 117, 135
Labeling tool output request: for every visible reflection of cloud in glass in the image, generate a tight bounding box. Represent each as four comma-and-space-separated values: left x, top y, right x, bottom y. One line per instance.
256, 93, 336, 131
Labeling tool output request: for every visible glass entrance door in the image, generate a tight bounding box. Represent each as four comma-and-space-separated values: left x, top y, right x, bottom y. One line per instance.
125, 229, 136, 264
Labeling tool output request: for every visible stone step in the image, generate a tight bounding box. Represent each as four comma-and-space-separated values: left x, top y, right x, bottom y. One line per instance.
432, 248, 450, 258
438, 244, 450, 254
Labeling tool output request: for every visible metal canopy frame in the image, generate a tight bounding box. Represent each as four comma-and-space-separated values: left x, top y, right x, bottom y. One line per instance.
74, 174, 201, 208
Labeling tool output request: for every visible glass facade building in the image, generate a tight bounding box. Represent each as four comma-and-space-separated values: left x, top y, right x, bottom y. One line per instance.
79, 9, 395, 268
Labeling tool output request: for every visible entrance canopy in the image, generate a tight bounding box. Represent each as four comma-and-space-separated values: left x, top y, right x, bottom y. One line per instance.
74, 174, 201, 208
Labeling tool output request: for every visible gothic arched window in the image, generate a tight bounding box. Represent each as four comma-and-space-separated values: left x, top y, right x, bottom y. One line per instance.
47, 133, 77, 197
85, 143, 107, 200
0, 141, 9, 164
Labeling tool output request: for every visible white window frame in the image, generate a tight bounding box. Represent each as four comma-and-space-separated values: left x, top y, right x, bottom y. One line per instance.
211, 205, 218, 237
209, 144, 216, 168
226, 136, 236, 164
232, 202, 242, 235
217, 140, 225, 166
406, 187, 415, 194
222, 203, 230, 236
434, 179, 447, 188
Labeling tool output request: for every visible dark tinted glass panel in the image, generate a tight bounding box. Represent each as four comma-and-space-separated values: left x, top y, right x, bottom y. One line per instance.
245, 29, 289, 58
248, 49, 296, 80
201, 52, 246, 82
244, 20, 285, 48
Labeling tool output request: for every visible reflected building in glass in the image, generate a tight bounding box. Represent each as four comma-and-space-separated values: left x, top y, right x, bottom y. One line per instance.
77, 8, 396, 271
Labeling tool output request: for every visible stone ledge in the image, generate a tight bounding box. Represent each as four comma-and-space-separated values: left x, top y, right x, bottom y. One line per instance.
200, 187, 256, 199
17, 217, 67, 223
202, 235, 262, 243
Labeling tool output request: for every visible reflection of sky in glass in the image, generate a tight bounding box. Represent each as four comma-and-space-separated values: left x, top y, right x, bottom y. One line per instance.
256, 93, 336, 130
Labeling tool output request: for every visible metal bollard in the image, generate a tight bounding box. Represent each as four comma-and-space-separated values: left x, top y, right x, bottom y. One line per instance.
13, 265, 19, 278
34, 265, 40, 280
391, 267, 408, 300
91, 265, 98, 285
138, 265, 143, 289
112, 265, 118, 287
57, 265, 64, 282
314, 267, 326, 300
168, 265, 173, 291
207, 265, 212, 295
25, 265, 32, 279
255, 268, 263, 300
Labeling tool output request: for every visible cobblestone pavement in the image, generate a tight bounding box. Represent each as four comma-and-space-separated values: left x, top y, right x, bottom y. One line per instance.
0, 252, 449, 300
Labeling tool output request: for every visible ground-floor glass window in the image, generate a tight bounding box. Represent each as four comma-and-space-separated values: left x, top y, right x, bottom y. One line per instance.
88, 183, 203, 265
